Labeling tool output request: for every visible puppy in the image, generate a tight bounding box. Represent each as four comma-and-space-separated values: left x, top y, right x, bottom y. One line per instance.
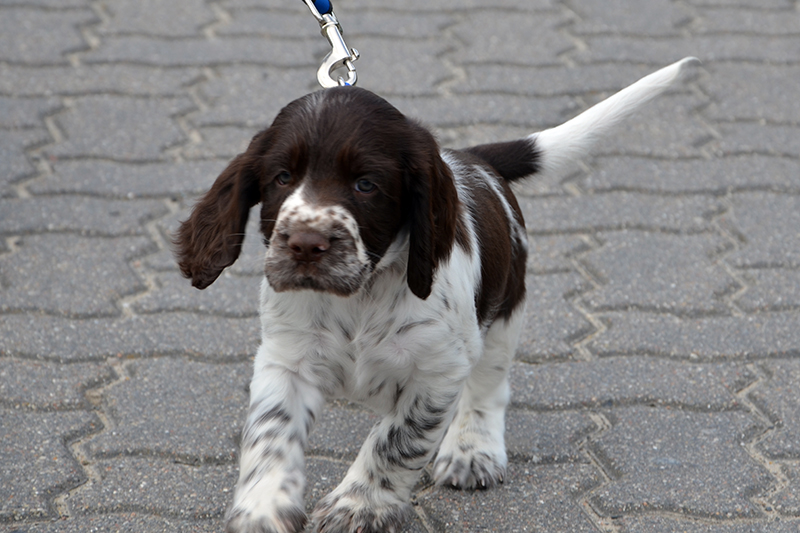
176, 57, 698, 533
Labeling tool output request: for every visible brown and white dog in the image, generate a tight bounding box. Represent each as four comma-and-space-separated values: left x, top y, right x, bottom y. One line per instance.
176, 57, 698, 533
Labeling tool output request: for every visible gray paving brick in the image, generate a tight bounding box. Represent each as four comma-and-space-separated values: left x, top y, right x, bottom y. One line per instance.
66, 457, 237, 519
582, 231, 736, 316
0, 234, 154, 317
589, 407, 771, 518
421, 464, 602, 532
0, 314, 260, 362
575, 35, 800, 63
228, 0, 557, 8
589, 312, 800, 360
517, 272, 592, 362
505, 410, 596, 464
46, 96, 194, 161
132, 271, 260, 316
703, 65, 800, 124
695, 8, 800, 34
183, 126, 252, 159
750, 360, 800, 460
0, 64, 204, 97
29, 160, 227, 198
0, 197, 168, 236
618, 515, 800, 533
0, 359, 113, 410
307, 403, 380, 460
84, 358, 249, 462
99, 0, 217, 37
454, 63, 657, 97
0, 96, 61, 128
712, 123, 800, 158
0, 8, 95, 64
583, 155, 800, 194
527, 235, 585, 273
685, 0, 792, 8
509, 358, 748, 411
0, 409, 99, 521
569, 0, 693, 36
517, 193, 720, 234
83, 35, 314, 67
0, 129, 49, 196
772, 464, 800, 517
447, 11, 573, 67
726, 193, 800, 269
736, 269, 800, 312
6, 514, 223, 533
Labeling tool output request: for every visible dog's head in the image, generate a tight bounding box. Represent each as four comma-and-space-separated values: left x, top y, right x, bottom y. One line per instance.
175, 87, 458, 299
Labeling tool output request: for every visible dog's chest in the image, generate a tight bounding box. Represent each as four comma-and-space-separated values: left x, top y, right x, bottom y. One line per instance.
257, 271, 478, 412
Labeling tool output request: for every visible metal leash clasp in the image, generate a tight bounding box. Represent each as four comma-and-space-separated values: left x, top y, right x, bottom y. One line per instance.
301, 0, 359, 88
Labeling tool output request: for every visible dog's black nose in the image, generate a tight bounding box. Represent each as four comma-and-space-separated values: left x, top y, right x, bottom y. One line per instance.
287, 231, 331, 262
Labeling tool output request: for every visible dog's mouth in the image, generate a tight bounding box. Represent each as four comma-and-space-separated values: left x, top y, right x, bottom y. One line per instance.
264, 231, 370, 297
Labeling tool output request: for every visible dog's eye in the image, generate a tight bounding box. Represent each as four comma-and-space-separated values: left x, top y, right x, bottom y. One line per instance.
355, 178, 376, 194
275, 171, 291, 186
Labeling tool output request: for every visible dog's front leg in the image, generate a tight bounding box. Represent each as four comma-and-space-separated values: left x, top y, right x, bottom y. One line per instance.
311, 386, 460, 533
226, 364, 325, 533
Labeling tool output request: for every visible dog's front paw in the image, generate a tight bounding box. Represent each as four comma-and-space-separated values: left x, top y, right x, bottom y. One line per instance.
311, 488, 412, 533
433, 448, 506, 490
225, 505, 306, 533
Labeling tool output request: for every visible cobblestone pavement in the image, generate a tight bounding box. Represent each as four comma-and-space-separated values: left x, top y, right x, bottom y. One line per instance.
1, 0, 799, 531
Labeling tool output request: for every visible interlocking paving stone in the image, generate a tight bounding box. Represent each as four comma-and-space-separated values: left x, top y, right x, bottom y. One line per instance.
29, 160, 227, 198
517, 272, 592, 362
454, 63, 656, 97
505, 410, 596, 464
582, 231, 736, 316
569, 0, 693, 36
618, 515, 800, 533
0, 197, 168, 236
712, 123, 800, 158
0, 314, 260, 362
574, 35, 800, 63
702, 65, 800, 123
0, 409, 99, 521
99, 0, 217, 37
230, 0, 557, 8
725, 193, 800, 268
526, 235, 585, 274
0, 129, 49, 196
589, 312, 800, 360
0, 64, 204, 97
736, 269, 800, 312
518, 193, 720, 234
132, 271, 260, 316
772, 464, 800, 517
84, 358, 249, 462
5, 514, 223, 533
588, 407, 772, 518
46, 96, 194, 161
695, 7, 800, 34
583, 155, 800, 194
0, 8, 95, 64
421, 464, 602, 532
83, 35, 315, 67
0, 234, 154, 317
0, 96, 61, 128
750, 360, 800, 460
448, 12, 573, 67
307, 403, 380, 461
510, 359, 751, 411
66, 457, 237, 519
685, 0, 791, 7
0, 359, 113, 410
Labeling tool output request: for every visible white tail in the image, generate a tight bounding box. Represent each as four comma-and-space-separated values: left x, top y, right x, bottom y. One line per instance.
531, 57, 700, 179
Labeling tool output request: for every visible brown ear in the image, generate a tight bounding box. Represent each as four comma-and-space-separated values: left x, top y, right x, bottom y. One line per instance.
174, 130, 270, 289
405, 127, 458, 299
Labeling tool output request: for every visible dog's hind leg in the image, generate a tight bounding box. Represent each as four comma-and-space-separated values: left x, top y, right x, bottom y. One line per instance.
433, 308, 526, 489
